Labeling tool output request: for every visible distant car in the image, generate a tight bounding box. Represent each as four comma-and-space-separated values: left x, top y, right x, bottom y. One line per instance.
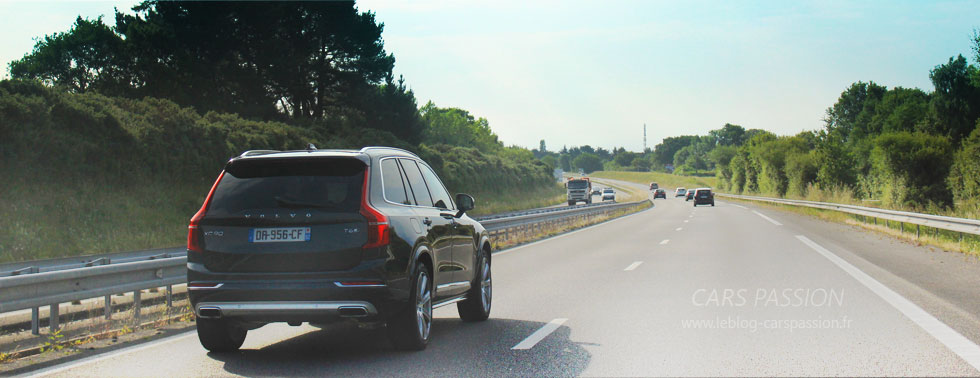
592, 187, 602, 196
649, 182, 659, 190
601, 188, 616, 201
675, 188, 686, 197
685, 189, 695, 201
653, 188, 666, 199
693, 188, 715, 207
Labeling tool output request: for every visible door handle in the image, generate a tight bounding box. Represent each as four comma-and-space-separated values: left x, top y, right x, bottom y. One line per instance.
440, 212, 457, 224
422, 217, 432, 226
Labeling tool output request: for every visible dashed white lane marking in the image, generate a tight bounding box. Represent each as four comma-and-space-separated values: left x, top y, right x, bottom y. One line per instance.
675, 227, 683, 231
731, 204, 748, 209
512, 318, 569, 350
752, 210, 782, 226
21, 332, 197, 377
683, 220, 689, 223
624, 261, 643, 271
659, 239, 670, 245
796, 235, 980, 371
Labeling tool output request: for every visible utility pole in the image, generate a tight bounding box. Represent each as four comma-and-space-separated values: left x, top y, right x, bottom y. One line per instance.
643, 123, 647, 151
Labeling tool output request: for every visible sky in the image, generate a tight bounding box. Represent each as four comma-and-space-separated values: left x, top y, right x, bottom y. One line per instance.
2, 1, 979, 152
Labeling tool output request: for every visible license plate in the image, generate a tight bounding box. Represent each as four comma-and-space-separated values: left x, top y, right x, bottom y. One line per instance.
249, 227, 311, 243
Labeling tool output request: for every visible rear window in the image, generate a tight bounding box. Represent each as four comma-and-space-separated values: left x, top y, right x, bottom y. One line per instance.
207, 158, 365, 216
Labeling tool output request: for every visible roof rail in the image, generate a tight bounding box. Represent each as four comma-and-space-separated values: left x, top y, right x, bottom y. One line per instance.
239, 150, 280, 157
358, 146, 419, 157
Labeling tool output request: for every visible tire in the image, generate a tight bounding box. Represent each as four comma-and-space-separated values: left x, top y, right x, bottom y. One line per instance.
196, 318, 246, 353
568, 201, 574, 206
458, 246, 492, 322
711, 202, 715, 207
388, 261, 432, 351
586, 198, 592, 204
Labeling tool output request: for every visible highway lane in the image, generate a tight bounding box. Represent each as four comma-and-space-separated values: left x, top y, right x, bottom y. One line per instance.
18, 186, 980, 376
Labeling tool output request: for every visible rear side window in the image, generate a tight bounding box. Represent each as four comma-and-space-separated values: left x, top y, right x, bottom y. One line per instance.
207, 158, 364, 216
381, 159, 411, 205
417, 163, 453, 210
399, 159, 433, 207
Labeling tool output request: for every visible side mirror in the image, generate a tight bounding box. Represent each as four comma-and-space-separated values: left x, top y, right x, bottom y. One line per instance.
455, 193, 474, 217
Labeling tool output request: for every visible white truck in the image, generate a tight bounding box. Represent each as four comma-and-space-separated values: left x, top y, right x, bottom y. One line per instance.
565, 177, 592, 206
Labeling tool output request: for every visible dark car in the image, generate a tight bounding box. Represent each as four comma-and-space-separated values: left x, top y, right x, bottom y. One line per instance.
693, 188, 715, 207
653, 188, 667, 199
187, 146, 492, 352
685, 189, 695, 201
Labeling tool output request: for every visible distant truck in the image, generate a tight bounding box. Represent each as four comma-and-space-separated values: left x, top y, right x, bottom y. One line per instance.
566, 177, 592, 206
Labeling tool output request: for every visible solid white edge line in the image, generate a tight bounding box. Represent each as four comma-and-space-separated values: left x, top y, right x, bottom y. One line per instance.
752, 210, 783, 226
18, 331, 197, 378
491, 203, 652, 257
624, 261, 643, 271
795, 235, 980, 372
512, 318, 568, 350
659, 239, 669, 245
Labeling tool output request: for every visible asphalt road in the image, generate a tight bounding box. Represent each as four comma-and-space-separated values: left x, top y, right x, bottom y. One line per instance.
17, 180, 980, 377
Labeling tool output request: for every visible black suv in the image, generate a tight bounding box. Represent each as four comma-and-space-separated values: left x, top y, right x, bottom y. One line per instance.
187, 146, 492, 352
693, 188, 715, 206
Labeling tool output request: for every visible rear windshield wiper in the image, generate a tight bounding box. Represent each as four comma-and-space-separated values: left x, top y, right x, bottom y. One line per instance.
274, 196, 346, 211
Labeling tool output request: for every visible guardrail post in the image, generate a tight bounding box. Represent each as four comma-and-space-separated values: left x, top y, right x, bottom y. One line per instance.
167, 285, 173, 307
133, 290, 141, 324
916, 224, 920, 239
900, 222, 904, 234
31, 307, 39, 335
49, 304, 59, 331
105, 295, 112, 319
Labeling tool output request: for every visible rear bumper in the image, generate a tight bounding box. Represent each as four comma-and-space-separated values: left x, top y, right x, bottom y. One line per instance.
187, 259, 409, 323
196, 301, 378, 321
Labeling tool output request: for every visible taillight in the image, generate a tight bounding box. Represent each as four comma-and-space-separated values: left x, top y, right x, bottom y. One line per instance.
360, 169, 390, 249
188, 171, 225, 253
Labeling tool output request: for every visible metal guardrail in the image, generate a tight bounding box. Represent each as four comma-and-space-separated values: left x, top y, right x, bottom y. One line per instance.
0, 247, 185, 277
0, 199, 652, 335
716, 193, 980, 236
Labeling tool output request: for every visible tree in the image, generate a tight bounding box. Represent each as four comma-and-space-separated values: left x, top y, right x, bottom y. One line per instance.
709, 123, 747, 146
559, 154, 572, 171
9, 17, 126, 94
869, 132, 953, 207
420, 102, 501, 152
573, 153, 603, 173
652, 135, 697, 167
539, 139, 547, 153
11, 2, 398, 122
948, 123, 980, 207
540, 155, 557, 170
928, 55, 980, 144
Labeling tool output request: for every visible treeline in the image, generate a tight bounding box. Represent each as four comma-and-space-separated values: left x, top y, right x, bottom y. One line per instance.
2, 1, 554, 196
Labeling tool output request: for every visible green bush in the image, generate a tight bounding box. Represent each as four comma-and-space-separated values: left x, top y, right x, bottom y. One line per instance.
868, 131, 953, 208
948, 125, 980, 210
